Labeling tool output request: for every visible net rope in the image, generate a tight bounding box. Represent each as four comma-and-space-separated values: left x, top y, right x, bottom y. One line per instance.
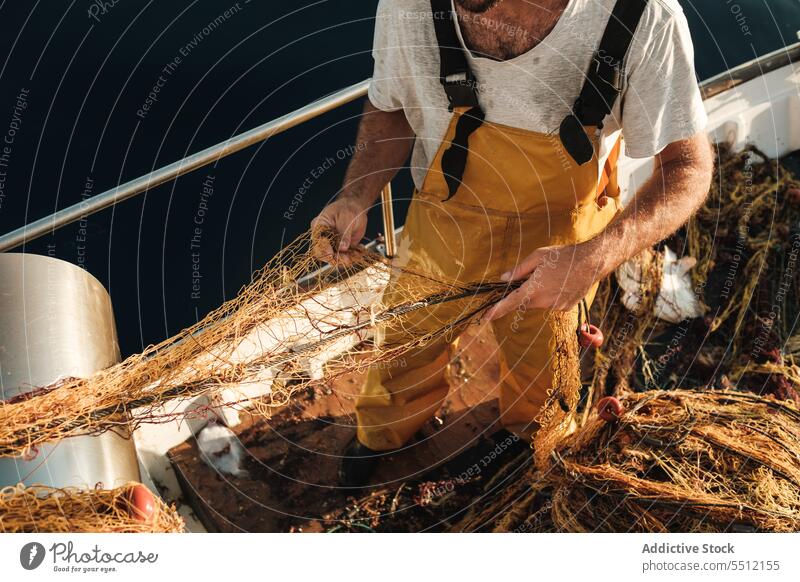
451, 145, 800, 532
0, 230, 520, 459
1, 145, 799, 533
0, 483, 184, 533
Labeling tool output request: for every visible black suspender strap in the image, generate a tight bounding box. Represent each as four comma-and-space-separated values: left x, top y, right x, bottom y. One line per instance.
575, 0, 649, 126
430, 0, 649, 187
431, 0, 485, 200
431, 0, 481, 110
559, 0, 649, 165
441, 107, 485, 199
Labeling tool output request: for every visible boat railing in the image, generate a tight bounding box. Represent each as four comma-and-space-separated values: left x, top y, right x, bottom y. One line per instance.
0, 79, 371, 253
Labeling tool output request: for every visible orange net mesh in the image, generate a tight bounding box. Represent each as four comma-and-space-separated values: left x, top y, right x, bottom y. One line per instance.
0, 482, 184, 533
0, 230, 517, 459
2, 146, 799, 533
451, 145, 800, 533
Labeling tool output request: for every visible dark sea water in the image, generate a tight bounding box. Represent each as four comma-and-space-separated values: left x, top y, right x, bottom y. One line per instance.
0, 0, 798, 355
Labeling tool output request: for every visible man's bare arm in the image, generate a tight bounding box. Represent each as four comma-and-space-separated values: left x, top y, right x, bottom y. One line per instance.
591, 132, 714, 276
311, 101, 414, 263
486, 132, 714, 318
340, 101, 415, 207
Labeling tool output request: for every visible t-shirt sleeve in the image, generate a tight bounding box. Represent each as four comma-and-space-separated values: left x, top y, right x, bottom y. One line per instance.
368, 0, 407, 112
620, 4, 708, 158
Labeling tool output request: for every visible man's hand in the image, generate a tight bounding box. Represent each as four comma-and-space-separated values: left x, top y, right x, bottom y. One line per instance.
310, 101, 414, 266
311, 195, 369, 267
484, 241, 609, 320
485, 132, 713, 321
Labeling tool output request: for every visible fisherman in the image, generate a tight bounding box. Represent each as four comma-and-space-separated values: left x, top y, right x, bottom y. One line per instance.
312, 0, 713, 487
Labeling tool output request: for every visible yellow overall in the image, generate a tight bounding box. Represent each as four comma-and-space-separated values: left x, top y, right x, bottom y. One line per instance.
356, 107, 622, 451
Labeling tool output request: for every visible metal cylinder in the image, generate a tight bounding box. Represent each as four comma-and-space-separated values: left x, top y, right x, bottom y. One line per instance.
0, 253, 140, 489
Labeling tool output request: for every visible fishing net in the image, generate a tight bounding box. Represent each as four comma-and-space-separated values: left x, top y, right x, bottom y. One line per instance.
0, 229, 516, 459
590, 145, 800, 406
0, 482, 184, 533
1, 144, 798, 534
451, 145, 800, 533
532, 311, 582, 469
455, 390, 800, 533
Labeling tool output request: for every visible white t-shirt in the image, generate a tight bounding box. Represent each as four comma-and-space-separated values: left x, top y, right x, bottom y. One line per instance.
368, 0, 708, 189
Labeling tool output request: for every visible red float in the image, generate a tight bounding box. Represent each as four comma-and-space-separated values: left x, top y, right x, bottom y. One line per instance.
578, 323, 604, 348
597, 396, 624, 422
124, 484, 156, 523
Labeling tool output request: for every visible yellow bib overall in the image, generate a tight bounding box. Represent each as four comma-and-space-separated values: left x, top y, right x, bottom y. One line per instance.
355, 106, 622, 451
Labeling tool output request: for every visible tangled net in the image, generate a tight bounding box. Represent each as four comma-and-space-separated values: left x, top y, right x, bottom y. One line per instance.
1, 145, 799, 534
0, 483, 184, 533
452, 145, 800, 533
0, 230, 514, 459
456, 390, 800, 532
591, 145, 800, 403
549, 390, 800, 532
532, 311, 582, 469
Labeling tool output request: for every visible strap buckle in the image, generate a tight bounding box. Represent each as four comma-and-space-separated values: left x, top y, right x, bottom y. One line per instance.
572, 96, 604, 129
444, 72, 470, 84
559, 113, 594, 166
441, 70, 480, 112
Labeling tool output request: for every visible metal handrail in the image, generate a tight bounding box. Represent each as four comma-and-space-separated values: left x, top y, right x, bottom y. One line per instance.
0, 79, 371, 253
379, 183, 397, 258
